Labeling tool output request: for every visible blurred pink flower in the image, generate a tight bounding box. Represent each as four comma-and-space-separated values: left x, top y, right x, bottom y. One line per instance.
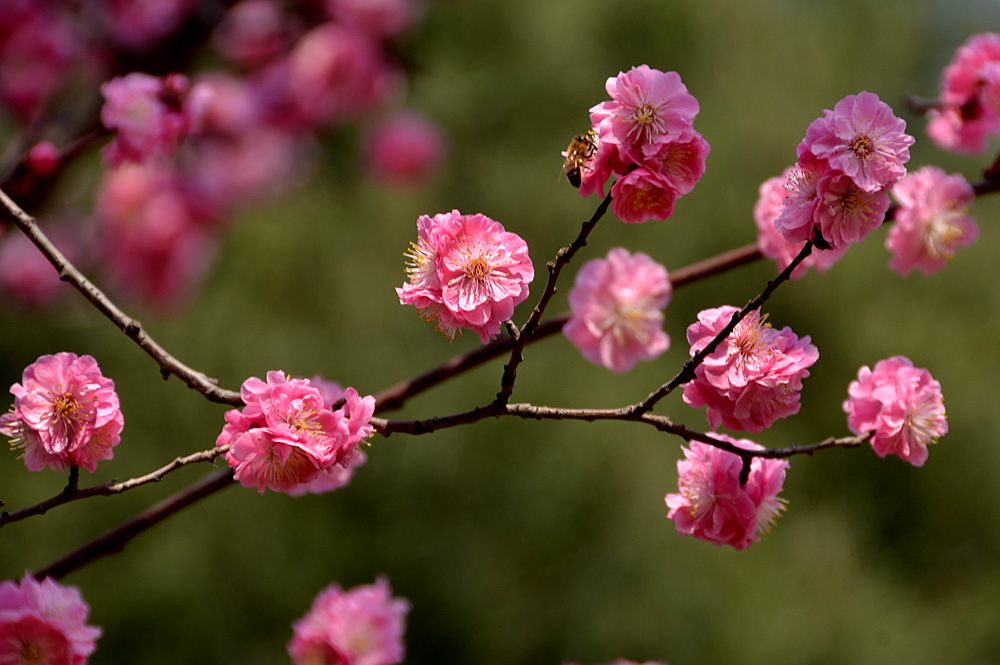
397, 210, 534, 343
682, 306, 818, 433
563, 248, 671, 373
286, 23, 402, 129
843, 356, 947, 467
0, 573, 101, 665
363, 112, 448, 188
217, 372, 374, 494
886, 166, 979, 276
813, 171, 891, 250
326, 0, 422, 39
802, 91, 914, 193
213, 0, 292, 69
0, 231, 73, 309
0, 352, 123, 473
754, 169, 847, 279
288, 577, 409, 665
98, 0, 194, 49
25, 141, 60, 178
610, 167, 677, 224
926, 33, 1000, 154
95, 162, 218, 311
100, 72, 209, 167
665, 435, 789, 550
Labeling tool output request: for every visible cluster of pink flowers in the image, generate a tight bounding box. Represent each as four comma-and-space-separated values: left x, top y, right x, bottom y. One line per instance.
100, 72, 211, 167
0, 353, 123, 473
563, 248, 672, 373
288, 577, 409, 665
578, 65, 710, 224
753, 168, 848, 279
926, 33, 1000, 154
0, 573, 101, 665
774, 92, 914, 250
682, 306, 818, 433
843, 356, 947, 467
396, 210, 535, 343
665, 435, 789, 550
216, 371, 375, 494
0, 0, 443, 312
885, 166, 979, 276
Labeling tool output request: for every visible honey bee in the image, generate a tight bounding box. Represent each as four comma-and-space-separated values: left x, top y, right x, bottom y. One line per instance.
560, 129, 598, 188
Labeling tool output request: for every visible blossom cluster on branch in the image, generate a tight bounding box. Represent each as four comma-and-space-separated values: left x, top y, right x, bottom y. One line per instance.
0, 19, 994, 665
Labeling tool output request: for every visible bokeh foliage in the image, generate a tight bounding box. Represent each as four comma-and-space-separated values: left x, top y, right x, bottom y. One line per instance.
2, 1, 1000, 663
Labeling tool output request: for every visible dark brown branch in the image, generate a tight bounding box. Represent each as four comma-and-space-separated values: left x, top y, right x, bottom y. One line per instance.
493, 191, 614, 407
35, 468, 235, 581
0, 446, 230, 527
0, 188, 241, 406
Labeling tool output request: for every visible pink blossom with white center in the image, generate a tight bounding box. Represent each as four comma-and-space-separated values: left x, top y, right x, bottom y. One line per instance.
926, 33, 1000, 154
886, 166, 979, 276
754, 169, 847, 279
563, 248, 672, 373
288, 577, 409, 665
843, 356, 947, 467
0, 352, 123, 473
100, 72, 211, 167
813, 171, 891, 250
397, 210, 534, 343
802, 91, 914, 193
682, 306, 818, 433
217, 372, 375, 494
591, 65, 700, 162
0, 573, 102, 665
610, 167, 677, 224
363, 112, 449, 189
773, 152, 827, 244
665, 435, 789, 550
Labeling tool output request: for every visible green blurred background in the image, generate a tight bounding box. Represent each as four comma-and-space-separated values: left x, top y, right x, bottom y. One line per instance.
3, 1, 1000, 663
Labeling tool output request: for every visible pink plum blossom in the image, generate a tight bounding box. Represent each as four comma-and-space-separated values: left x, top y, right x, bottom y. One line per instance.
97, 0, 194, 49
0, 353, 123, 473
0, 231, 75, 309
812, 171, 891, 250
217, 372, 375, 494
288, 577, 409, 665
397, 210, 534, 343
591, 65, 699, 162
0, 573, 101, 665
363, 112, 449, 188
581, 66, 708, 223
665, 435, 789, 550
843, 356, 947, 467
682, 306, 818, 433
886, 166, 979, 276
100, 72, 210, 167
926, 33, 1000, 154
754, 169, 847, 278
25, 141, 60, 178
610, 167, 677, 224
285, 375, 367, 496
563, 248, 672, 373
802, 91, 914, 193
773, 152, 827, 244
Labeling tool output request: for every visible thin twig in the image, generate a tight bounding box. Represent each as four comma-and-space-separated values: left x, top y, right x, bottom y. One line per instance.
0, 188, 241, 406
35, 468, 235, 580
0, 446, 230, 527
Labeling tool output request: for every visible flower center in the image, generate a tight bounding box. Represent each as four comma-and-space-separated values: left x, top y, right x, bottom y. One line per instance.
732, 312, 771, 359
850, 134, 874, 159
52, 393, 79, 425
907, 396, 945, 447
923, 213, 966, 260
404, 237, 435, 286
464, 257, 490, 281
682, 467, 714, 520
603, 299, 657, 344
626, 101, 666, 144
